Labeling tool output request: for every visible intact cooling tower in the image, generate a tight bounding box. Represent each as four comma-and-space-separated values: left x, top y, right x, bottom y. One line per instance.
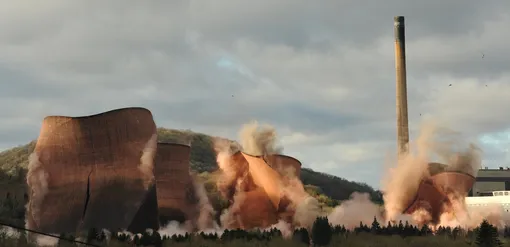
26, 107, 158, 234
154, 143, 197, 226
403, 162, 476, 223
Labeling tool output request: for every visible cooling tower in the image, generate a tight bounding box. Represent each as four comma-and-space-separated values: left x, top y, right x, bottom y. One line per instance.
154, 143, 197, 226
403, 162, 476, 223
127, 183, 160, 233
229, 187, 279, 229
26, 107, 158, 233
241, 152, 282, 209
220, 151, 305, 229
266, 154, 302, 178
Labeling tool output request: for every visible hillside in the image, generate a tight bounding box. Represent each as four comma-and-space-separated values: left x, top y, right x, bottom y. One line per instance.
0, 128, 382, 205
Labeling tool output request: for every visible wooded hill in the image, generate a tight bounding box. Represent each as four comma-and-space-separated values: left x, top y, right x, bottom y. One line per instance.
0, 128, 383, 211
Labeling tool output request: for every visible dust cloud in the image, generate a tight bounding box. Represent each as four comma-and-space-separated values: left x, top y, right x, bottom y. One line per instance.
138, 133, 158, 189
328, 192, 384, 229
25, 152, 49, 230
382, 121, 484, 227
214, 121, 320, 231
189, 173, 217, 230
239, 121, 283, 156
212, 120, 495, 232
19, 119, 503, 243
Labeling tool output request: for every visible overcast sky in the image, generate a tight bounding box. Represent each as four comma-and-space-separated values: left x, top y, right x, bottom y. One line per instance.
1, 1, 510, 188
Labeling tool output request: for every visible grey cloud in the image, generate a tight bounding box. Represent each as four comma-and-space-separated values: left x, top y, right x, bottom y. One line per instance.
0, 1, 509, 187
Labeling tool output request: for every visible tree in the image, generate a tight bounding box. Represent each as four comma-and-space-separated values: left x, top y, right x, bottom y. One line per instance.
293, 228, 310, 245
371, 217, 381, 234
419, 224, 432, 236
311, 216, 332, 246
475, 220, 502, 247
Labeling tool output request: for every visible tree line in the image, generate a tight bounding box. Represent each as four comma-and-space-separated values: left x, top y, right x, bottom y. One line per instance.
2, 216, 508, 247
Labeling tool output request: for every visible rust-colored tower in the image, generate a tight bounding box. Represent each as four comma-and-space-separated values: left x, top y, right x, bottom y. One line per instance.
403, 163, 475, 224
26, 107, 158, 234
222, 151, 303, 229
154, 143, 197, 226
266, 154, 302, 178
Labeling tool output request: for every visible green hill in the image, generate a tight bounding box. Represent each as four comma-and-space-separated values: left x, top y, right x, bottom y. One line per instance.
0, 128, 382, 222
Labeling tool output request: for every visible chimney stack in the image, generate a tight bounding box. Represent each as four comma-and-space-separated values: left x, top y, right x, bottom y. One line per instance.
394, 16, 409, 157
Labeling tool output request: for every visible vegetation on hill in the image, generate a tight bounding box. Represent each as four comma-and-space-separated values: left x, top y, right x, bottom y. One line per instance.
0, 128, 383, 226
0, 128, 381, 203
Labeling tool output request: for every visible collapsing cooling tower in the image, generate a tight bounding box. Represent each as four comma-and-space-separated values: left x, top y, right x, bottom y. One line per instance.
26, 107, 159, 234
266, 154, 302, 178
154, 143, 198, 227
403, 162, 476, 224
225, 151, 302, 229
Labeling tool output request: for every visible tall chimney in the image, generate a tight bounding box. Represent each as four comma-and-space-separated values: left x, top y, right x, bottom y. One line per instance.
394, 16, 409, 157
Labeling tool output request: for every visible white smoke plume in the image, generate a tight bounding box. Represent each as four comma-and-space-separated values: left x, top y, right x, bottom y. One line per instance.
25, 152, 49, 230
138, 133, 158, 189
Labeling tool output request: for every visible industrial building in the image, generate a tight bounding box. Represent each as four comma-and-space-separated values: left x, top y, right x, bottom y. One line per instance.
469, 167, 510, 196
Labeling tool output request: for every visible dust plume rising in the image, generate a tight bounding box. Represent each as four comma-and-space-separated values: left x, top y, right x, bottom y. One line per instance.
214, 121, 322, 230
239, 121, 282, 156
382, 121, 482, 223
328, 192, 384, 229
25, 152, 49, 230
214, 138, 246, 202
138, 133, 158, 189
190, 173, 216, 230
293, 195, 321, 228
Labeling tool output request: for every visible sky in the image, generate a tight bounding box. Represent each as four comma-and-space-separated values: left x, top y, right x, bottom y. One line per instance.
1, 1, 510, 188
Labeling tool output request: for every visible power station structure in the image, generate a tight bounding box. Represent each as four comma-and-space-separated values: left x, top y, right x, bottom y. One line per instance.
25, 108, 204, 234
393, 16, 476, 224
25, 107, 304, 234
469, 167, 510, 196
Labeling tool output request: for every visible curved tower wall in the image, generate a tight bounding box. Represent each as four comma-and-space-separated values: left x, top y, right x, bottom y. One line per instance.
403, 163, 476, 224
26, 107, 158, 233
266, 154, 302, 178
241, 152, 282, 209
154, 143, 195, 226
